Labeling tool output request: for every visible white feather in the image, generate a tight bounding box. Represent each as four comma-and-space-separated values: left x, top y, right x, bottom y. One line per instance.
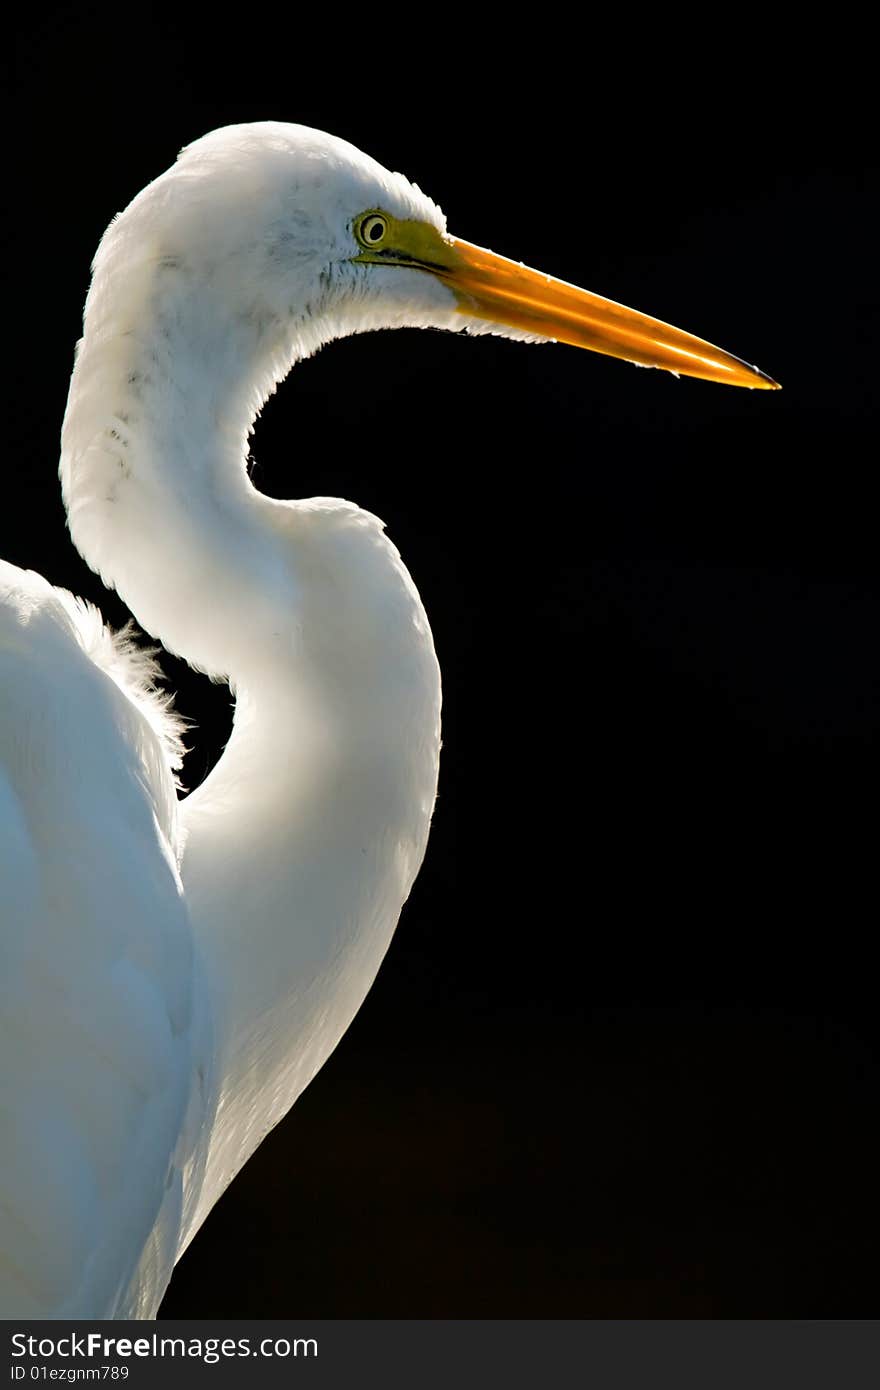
3, 123, 463, 1317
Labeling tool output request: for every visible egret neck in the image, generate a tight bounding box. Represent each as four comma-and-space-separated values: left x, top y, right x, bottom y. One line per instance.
60, 230, 442, 1224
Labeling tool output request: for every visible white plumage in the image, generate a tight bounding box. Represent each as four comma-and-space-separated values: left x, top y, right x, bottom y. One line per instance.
1, 122, 775, 1319
0, 565, 202, 1316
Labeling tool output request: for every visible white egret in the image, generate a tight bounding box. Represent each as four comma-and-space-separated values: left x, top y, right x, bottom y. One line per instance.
0, 122, 778, 1319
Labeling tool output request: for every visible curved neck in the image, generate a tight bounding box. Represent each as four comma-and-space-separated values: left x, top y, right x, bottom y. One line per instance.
61, 250, 299, 676
61, 253, 442, 1243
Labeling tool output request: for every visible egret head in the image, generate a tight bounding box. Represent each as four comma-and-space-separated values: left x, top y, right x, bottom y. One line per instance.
105, 122, 777, 390
64, 121, 778, 681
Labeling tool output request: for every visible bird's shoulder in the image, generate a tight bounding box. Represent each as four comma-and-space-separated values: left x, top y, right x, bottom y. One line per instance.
0, 561, 199, 1317
0, 560, 186, 852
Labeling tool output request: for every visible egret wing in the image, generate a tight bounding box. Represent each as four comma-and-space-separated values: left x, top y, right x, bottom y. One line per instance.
0, 563, 198, 1318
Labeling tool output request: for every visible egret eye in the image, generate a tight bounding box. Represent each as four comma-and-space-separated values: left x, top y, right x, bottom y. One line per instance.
357, 213, 388, 248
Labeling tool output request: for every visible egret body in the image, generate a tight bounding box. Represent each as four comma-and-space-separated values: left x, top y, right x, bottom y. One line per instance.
0, 123, 777, 1319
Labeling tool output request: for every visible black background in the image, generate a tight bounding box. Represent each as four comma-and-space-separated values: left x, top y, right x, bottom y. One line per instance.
8, 8, 878, 1316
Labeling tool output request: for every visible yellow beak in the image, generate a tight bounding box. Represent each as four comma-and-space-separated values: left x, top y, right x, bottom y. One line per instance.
437, 236, 779, 390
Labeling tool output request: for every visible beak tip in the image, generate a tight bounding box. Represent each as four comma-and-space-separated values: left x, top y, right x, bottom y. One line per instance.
754, 368, 782, 390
